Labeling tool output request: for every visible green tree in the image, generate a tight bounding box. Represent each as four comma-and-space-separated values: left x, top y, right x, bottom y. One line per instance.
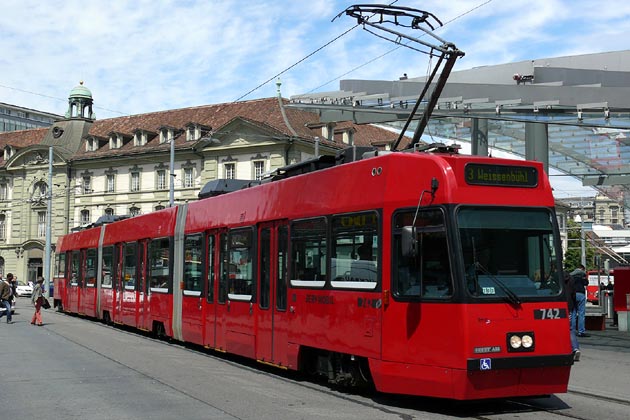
564, 219, 596, 271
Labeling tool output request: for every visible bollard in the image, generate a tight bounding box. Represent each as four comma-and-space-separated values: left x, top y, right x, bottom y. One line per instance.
605, 292, 614, 319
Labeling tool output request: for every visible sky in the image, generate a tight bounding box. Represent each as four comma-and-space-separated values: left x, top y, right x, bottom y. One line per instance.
3, 0, 629, 196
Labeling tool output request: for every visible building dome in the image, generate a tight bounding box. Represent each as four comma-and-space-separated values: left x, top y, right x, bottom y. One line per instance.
65, 81, 95, 120
69, 81, 92, 99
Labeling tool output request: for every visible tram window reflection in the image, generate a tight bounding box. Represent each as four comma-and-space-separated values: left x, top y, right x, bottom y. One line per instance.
227, 228, 254, 300
184, 233, 203, 294
459, 207, 562, 298
290, 218, 327, 288
149, 237, 171, 292
330, 211, 379, 289
392, 208, 453, 299
102, 246, 114, 288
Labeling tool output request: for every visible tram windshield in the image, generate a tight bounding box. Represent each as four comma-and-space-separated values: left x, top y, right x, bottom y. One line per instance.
458, 207, 562, 300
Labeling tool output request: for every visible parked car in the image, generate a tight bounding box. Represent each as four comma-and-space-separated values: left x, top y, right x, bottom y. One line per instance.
0, 299, 15, 315
16, 282, 33, 297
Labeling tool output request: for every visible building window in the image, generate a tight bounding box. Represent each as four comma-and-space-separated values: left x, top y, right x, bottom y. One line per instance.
253, 161, 265, 181
38, 211, 46, 237
134, 131, 147, 146
157, 170, 167, 190
155, 205, 165, 211
107, 174, 115, 193
109, 134, 122, 149
105, 208, 114, 216
0, 183, 7, 200
159, 128, 172, 144
82, 176, 92, 194
0, 214, 5, 240
224, 163, 235, 179
187, 126, 198, 141
80, 209, 90, 225
131, 172, 140, 192
184, 168, 194, 188
130, 206, 140, 217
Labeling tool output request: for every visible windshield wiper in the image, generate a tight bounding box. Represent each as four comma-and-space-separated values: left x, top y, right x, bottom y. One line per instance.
474, 262, 522, 306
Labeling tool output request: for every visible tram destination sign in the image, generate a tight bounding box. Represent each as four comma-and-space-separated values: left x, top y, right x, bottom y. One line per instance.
465, 163, 538, 187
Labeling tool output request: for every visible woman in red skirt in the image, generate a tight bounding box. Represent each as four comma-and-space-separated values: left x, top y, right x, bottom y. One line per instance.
31, 276, 44, 326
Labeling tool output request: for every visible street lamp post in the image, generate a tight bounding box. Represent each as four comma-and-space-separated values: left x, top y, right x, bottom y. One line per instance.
44, 146, 53, 297
169, 130, 186, 207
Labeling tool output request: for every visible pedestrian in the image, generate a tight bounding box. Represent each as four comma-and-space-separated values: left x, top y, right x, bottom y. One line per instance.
31, 276, 45, 326
6, 273, 16, 306
570, 264, 589, 337
564, 271, 580, 361
0, 275, 13, 324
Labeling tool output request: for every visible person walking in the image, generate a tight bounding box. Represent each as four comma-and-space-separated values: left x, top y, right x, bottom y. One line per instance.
0, 275, 13, 324
570, 264, 589, 337
31, 276, 45, 326
564, 271, 580, 361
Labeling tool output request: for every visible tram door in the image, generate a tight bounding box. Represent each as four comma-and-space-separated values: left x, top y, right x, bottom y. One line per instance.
256, 222, 290, 366
66, 250, 81, 314
136, 241, 149, 331
181, 233, 205, 345
222, 227, 257, 359
112, 243, 124, 324
211, 231, 229, 351
202, 231, 219, 348
120, 242, 139, 326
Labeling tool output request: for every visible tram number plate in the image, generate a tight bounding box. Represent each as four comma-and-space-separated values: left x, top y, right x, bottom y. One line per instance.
534, 308, 567, 320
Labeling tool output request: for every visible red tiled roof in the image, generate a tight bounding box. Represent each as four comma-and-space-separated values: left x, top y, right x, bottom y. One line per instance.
0, 97, 411, 162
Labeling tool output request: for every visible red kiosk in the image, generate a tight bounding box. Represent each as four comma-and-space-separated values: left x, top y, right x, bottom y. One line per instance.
612, 267, 630, 332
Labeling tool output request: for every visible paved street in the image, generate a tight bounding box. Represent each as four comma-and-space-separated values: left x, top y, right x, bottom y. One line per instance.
2, 299, 629, 420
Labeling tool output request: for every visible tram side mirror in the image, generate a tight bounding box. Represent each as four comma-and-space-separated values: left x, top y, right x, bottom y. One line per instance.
401, 226, 418, 259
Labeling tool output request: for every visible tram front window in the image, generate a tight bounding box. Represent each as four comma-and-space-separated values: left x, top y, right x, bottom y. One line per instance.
392, 208, 453, 299
458, 207, 562, 300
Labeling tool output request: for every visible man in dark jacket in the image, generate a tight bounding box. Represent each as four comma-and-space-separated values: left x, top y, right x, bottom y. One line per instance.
570, 264, 589, 337
564, 271, 580, 361
0, 275, 13, 324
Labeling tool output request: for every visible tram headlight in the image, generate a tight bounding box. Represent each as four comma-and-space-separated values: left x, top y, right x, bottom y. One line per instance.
509, 335, 522, 349
507, 332, 535, 352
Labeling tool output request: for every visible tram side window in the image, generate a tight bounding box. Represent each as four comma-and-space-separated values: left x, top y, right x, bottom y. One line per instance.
102, 246, 114, 288
184, 233, 203, 296
149, 237, 171, 293
393, 209, 453, 299
330, 211, 379, 289
85, 248, 97, 287
71, 251, 80, 286
228, 228, 254, 300
56, 253, 66, 277
206, 233, 215, 303
123, 242, 137, 291
290, 218, 327, 288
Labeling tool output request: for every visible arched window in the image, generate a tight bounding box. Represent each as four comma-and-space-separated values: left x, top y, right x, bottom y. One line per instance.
80, 210, 90, 224
32, 181, 48, 204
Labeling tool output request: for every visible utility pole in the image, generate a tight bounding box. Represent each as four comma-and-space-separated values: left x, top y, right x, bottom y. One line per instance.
44, 146, 53, 297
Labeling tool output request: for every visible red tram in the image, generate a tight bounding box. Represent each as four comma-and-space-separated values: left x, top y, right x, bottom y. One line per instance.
53, 146, 573, 400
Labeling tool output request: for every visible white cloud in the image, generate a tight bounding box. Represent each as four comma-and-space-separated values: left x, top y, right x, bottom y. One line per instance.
1, 0, 629, 120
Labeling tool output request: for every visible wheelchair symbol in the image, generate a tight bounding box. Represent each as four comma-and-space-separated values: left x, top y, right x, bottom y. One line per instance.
480, 358, 492, 370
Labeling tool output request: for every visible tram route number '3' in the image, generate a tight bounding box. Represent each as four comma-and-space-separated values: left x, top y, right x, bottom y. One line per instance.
534, 308, 567, 320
